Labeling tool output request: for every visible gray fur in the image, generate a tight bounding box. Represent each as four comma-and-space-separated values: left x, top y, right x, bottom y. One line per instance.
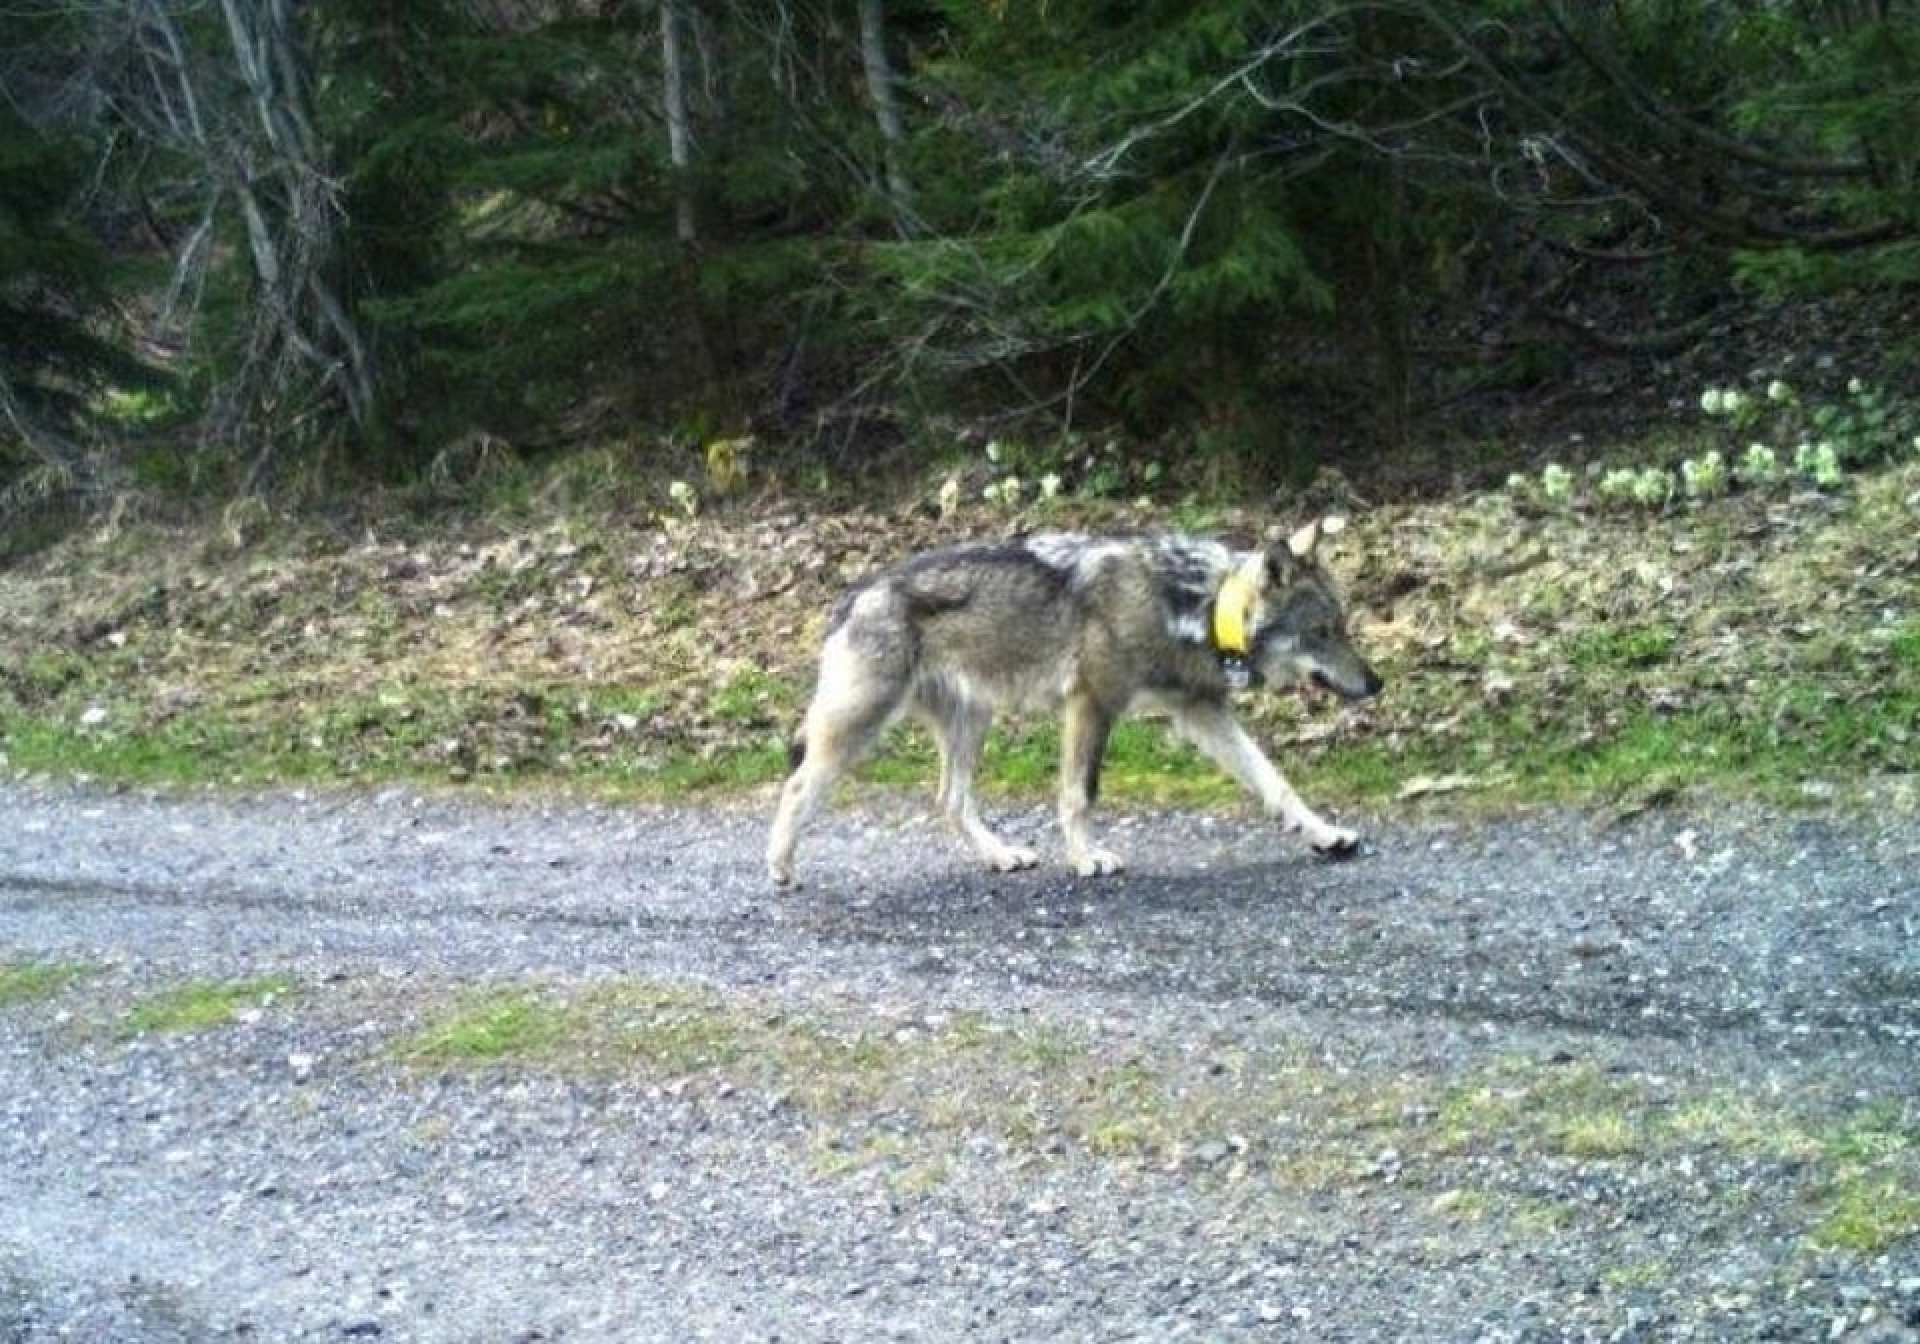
767, 521, 1381, 885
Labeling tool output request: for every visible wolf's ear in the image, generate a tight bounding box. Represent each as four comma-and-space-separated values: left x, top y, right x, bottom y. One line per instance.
1263, 541, 1299, 587
1286, 515, 1344, 559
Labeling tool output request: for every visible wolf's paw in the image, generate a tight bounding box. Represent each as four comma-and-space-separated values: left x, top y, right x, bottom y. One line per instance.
1309, 827, 1363, 860
1070, 847, 1126, 878
985, 843, 1040, 873
768, 860, 799, 888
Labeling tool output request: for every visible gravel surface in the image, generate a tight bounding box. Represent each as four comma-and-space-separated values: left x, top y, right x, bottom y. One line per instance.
2, 779, 1918, 1343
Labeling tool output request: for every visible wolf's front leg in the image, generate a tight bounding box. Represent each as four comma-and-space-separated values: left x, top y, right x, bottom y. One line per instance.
1173, 703, 1362, 857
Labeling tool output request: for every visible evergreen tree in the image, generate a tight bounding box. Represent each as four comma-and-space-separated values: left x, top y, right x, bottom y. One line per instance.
7, 1, 1920, 508
861, 1, 1920, 471
350, 0, 905, 456
865, 1, 1460, 464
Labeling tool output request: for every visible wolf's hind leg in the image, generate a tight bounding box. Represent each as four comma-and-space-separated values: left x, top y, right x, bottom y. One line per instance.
925, 691, 1038, 873
1171, 702, 1361, 856
766, 638, 902, 886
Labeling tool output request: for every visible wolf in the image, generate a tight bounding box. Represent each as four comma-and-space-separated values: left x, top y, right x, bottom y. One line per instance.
765, 518, 1382, 886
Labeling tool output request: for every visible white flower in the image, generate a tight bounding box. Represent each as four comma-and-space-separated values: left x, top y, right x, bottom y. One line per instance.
1738, 442, 1780, 486
1847, 377, 1865, 396
1039, 472, 1063, 500
1681, 451, 1727, 499
1700, 388, 1725, 416
1598, 467, 1640, 502
1795, 441, 1844, 489
1630, 467, 1674, 507
1767, 380, 1794, 403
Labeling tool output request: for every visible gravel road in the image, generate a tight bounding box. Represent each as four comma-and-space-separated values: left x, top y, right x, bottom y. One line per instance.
2, 779, 1917, 1343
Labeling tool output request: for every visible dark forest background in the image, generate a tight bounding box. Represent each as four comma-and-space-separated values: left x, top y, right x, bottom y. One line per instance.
4, 1, 1917, 519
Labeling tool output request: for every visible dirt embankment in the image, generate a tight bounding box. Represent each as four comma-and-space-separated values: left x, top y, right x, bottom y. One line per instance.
2, 458, 1916, 801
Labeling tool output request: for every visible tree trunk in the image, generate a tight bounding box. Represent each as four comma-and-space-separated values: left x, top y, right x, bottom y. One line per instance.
857, 0, 915, 232
661, 0, 698, 247
659, 0, 721, 405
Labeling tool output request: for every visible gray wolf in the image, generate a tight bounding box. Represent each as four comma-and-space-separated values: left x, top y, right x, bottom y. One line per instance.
766, 519, 1381, 885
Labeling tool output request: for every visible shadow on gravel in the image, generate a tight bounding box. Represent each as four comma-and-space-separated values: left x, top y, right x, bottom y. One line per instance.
780, 808, 1920, 1052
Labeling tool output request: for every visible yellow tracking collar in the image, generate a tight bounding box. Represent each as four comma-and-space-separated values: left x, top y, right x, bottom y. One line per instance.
1211, 568, 1259, 655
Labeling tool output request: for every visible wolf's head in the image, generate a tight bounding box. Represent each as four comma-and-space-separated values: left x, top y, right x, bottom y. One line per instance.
1236, 519, 1382, 700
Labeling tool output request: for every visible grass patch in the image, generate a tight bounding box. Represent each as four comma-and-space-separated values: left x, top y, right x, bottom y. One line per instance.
1348, 686, 1918, 809
1810, 1176, 1920, 1253
397, 978, 1260, 1170
1433, 1063, 1920, 1250
1890, 622, 1920, 667
1, 684, 735, 793
708, 665, 789, 728
122, 975, 294, 1035
1569, 623, 1678, 669
0, 959, 97, 1007
1670, 1094, 1827, 1161
645, 742, 792, 795
1807, 1104, 1920, 1251
8, 665, 1913, 812
398, 988, 572, 1062
386, 977, 1920, 1253
1, 714, 240, 788
1556, 1108, 1644, 1160
1600, 1260, 1671, 1291
398, 981, 794, 1077
1439, 1061, 1684, 1163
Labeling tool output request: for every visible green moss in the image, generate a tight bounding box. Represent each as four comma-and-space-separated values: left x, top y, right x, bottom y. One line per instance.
1810, 1177, 1920, 1253
1569, 623, 1678, 669
123, 976, 294, 1035
0, 959, 97, 1007
398, 989, 570, 1062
